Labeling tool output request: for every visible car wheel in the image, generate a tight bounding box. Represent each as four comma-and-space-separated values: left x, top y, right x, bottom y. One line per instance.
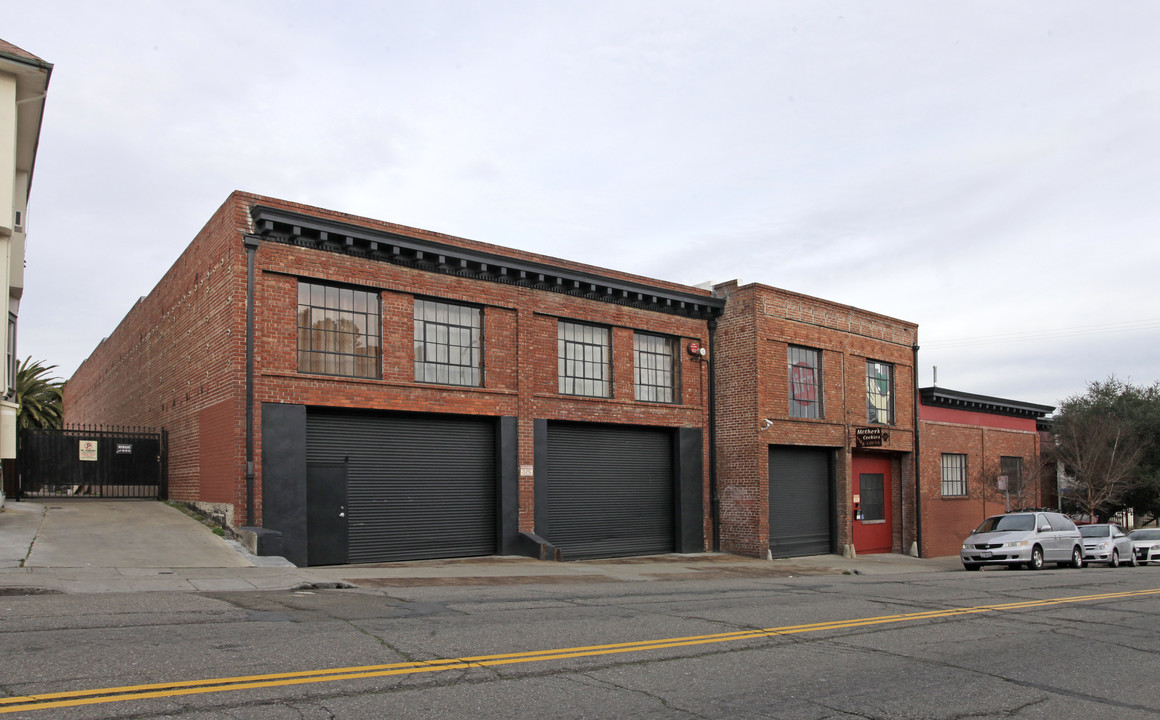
1069, 546, 1084, 569
1027, 546, 1045, 571
963, 563, 980, 571
1128, 551, 1138, 568
1110, 550, 1120, 568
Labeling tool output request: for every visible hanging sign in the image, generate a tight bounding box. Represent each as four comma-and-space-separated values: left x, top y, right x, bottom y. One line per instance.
855, 427, 888, 448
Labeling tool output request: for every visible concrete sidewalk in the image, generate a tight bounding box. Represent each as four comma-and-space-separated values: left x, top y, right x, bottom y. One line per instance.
0, 499, 962, 595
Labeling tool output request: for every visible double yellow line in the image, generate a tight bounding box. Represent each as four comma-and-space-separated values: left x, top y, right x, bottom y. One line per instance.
4, 587, 1158, 714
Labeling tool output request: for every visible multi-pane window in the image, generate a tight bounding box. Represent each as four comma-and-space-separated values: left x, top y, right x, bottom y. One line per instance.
634, 333, 678, 403
413, 299, 482, 386
558, 321, 611, 397
788, 346, 823, 419
1001, 456, 1023, 489
866, 360, 894, 424
297, 281, 381, 379
941, 454, 968, 496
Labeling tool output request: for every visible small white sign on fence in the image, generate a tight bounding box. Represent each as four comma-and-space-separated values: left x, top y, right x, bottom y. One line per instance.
79, 440, 98, 462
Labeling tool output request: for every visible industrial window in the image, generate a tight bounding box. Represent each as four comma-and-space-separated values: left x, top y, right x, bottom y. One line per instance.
297, 281, 381, 379
788, 346, 823, 418
866, 360, 894, 425
1000, 456, 1023, 488
941, 454, 968, 496
634, 333, 678, 403
859, 474, 885, 522
413, 298, 482, 386
558, 320, 611, 397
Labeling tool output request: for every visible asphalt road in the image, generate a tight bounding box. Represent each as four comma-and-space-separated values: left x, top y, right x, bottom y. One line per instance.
3, 563, 1160, 719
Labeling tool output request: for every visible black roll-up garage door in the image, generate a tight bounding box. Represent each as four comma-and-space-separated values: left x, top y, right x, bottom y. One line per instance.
768, 446, 833, 558
546, 422, 674, 560
306, 409, 496, 563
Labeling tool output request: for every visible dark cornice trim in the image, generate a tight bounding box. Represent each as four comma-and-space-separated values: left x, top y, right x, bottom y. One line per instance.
920, 386, 1055, 419
250, 205, 724, 320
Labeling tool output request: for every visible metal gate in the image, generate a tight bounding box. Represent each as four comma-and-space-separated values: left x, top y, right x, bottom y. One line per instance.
769, 446, 833, 558
17, 425, 168, 499
305, 409, 497, 564
546, 422, 675, 560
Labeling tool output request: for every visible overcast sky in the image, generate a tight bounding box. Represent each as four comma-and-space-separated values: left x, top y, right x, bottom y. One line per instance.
5, 1, 1159, 408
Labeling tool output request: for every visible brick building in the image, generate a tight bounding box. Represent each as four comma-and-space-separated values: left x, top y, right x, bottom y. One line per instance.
65, 192, 722, 565
67, 191, 1053, 566
917, 387, 1054, 558
711, 281, 919, 558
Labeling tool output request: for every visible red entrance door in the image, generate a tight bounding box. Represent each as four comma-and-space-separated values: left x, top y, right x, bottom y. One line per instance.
852, 454, 892, 554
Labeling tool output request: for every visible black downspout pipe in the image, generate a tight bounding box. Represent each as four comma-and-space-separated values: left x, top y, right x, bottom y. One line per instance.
243, 234, 261, 526
912, 343, 922, 557
708, 317, 720, 552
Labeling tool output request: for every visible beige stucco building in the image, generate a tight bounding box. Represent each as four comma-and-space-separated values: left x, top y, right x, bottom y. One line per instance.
0, 39, 52, 474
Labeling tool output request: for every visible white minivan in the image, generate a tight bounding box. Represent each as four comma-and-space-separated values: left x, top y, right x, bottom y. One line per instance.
961, 511, 1084, 571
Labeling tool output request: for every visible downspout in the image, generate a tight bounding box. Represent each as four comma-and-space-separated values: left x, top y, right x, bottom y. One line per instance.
912, 344, 922, 557
243, 234, 261, 526
708, 317, 720, 552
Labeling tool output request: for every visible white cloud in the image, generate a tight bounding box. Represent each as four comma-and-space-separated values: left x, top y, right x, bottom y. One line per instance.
4, 0, 1159, 407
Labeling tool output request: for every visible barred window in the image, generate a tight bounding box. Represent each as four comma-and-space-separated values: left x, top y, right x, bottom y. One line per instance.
297, 281, 381, 379
413, 299, 482, 387
634, 333, 678, 403
866, 360, 894, 425
788, 346, 823, 418
558, 321, 610, 397
941, 454, 968, 496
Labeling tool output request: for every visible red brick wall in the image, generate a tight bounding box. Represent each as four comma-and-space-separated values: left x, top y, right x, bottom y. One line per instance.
198, 400, 237, 505
66, 192, 713, 539
919, 413, 1043, 558
714, 281, 918, 557
65, 194, 250, 506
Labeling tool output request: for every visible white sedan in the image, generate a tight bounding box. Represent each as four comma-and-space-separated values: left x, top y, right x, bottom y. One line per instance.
1079, 524, 1136, 567
1129, 528, 1160, 565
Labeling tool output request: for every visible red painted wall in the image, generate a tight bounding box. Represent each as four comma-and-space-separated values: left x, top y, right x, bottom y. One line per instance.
919, 404, 1038, 432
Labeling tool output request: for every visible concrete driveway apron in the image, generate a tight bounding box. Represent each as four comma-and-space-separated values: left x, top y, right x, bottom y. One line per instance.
23, 499, 250, 568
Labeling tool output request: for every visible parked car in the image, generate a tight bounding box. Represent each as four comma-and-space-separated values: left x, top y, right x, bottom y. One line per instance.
1079, 523, 1136, 567
961, 511, 1084, 571
1128, 528, 1160, 565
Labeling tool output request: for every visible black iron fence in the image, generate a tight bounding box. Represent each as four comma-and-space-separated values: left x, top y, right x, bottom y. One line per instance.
17, 425, 168, 499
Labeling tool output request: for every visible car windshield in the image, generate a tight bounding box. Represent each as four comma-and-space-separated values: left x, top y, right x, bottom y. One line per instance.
1080, 525, 1111, 538
1129, 529, 1160, 540
975, 515, 1035, 533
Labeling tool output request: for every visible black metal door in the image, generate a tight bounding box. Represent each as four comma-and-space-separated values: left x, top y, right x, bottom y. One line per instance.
768, 446, 833, 558
306, 409, 496, 563
306, 462, 348, 566
546, 422, 674, 560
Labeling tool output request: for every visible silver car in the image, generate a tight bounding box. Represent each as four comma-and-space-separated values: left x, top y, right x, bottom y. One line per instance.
961, 511, 1084, 571
1128, 528, 1160, 565
1079, 523, 1136, 567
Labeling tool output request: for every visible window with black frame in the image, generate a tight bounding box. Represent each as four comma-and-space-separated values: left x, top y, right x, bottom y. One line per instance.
788, 345, 822, 418
866, 360, 894, 424
297, 280, 381, 379
558, 320, 610, 397
941, 453, 968, 496
859, 474, 885, 522
1000, 456, 1023, 489
413, 298, 482, 387
634, 332, 677, 403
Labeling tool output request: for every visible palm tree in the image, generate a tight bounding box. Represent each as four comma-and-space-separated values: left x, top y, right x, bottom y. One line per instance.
15, 357, 64, 429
